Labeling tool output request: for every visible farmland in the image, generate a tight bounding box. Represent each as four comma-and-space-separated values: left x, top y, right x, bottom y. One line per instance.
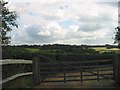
91, 47, 119, 53
2, 44, 119, 60
2, 44, 119, 88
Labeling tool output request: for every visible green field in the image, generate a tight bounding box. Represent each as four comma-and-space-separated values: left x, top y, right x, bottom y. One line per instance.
25, 48, 39, 53
91, 47, 119, 53
2, 75, 33, 88
26, 47, 119, 54
3, 45, 120, 59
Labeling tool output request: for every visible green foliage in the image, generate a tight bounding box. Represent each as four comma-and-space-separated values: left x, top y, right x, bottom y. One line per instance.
2, 45, 99, 59
3, 44, 118, 60
41, 44, 99, 55
2, 46, 38, 59
114, 27, 120, 47
0, 0, 18, 45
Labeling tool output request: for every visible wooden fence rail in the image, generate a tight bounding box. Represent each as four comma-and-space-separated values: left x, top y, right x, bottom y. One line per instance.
0, 72, 32, 84
0, 59, 32, 65
1, 54, 120, 86
32, 56, 114, 85
0, 59, 32, 84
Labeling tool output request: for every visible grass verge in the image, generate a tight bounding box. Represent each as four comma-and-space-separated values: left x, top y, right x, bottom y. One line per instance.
2, 75, 33, 88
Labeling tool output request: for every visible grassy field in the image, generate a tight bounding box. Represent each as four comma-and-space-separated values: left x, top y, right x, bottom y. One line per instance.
2, 75, 33, 88
91, 47, 119, 53
25, 48, 39, 53
25, 47, 119, 55
25, 47, 119, 53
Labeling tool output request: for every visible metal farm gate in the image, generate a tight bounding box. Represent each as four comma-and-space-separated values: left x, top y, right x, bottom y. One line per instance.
32, 55, 116, 85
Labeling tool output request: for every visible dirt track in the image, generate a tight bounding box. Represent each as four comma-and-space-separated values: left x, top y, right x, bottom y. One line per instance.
34, 79, 116, 88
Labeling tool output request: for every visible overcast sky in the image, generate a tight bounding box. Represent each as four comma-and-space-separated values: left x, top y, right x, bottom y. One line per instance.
6, 0, 119, 45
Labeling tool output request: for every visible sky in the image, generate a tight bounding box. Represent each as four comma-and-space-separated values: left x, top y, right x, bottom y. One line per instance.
5, 0, 119, 45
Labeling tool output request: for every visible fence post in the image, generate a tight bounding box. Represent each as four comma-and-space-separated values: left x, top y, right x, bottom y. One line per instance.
97, 63, 99, 81
80, 64, 83, 83
32, 57, 40, 85
113, 54, 120, 85
64, 73, 66, 83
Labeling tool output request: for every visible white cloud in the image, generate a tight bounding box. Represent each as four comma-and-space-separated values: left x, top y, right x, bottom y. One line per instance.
8, 1, 118, 45
8, 0, 120, 2
69, 25, 79, 32
38, 30, 51, 36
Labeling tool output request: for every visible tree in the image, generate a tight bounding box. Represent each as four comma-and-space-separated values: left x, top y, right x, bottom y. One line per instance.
114, 27, 120, 48
0, 0, 18, 45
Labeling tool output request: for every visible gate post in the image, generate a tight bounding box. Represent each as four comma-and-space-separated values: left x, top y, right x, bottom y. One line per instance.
113, 54, 120, 85
32, 57, 40, 85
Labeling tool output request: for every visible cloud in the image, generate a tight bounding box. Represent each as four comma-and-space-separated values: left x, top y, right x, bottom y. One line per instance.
79, 23, 103, 32
8, 1, 118, 45
78, 14, 115, 32
7, 0, 120, 2
98, 2, 118, 7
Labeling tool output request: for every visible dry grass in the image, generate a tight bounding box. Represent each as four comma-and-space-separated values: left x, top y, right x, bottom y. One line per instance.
91, 47, 119, 52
